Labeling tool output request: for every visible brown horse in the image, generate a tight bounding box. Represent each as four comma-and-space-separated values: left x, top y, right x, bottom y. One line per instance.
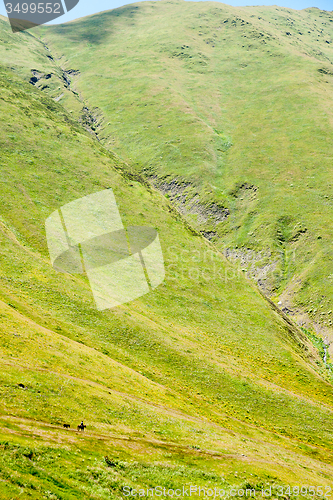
77, 423, 86, 431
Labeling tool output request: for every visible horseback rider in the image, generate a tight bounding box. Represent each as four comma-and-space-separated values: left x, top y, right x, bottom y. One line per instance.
77, 421, 86, 431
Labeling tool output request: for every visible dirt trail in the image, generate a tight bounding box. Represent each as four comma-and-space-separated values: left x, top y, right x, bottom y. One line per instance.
1, 415, 333, 480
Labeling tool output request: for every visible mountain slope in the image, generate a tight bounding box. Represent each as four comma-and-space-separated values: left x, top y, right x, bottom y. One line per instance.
19, 0, 333, 348
0, 6, 333, 497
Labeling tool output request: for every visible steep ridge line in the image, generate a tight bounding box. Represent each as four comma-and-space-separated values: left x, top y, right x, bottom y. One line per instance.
24, 32, 330, 361
0, 58, 319, 385
30, 2, 333, 348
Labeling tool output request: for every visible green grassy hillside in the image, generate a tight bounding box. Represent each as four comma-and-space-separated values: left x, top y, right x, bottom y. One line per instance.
14, 0, 333, 348
0, 4, 333, 497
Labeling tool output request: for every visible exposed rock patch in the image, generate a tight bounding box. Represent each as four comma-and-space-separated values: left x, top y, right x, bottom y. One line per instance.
54, 93, 64, 102
318, 67, 333, 75
277, 284, 333, 356
224, 247, 278, 294
29, 70, 53, 86
65, 69, 80, 76
62, 69, 80, 88
30, 69, 46, 84
230, 182, 258, 199
200, 231, 218, 241
150, 176, 229, 229
79, 105, 103, 140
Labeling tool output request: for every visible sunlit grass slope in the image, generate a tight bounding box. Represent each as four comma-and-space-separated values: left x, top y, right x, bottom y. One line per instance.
26, 1, 333, 335
0, 52, 333, 495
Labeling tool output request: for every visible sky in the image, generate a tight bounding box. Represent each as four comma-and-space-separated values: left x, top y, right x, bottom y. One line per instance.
0, 0, 332, 25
